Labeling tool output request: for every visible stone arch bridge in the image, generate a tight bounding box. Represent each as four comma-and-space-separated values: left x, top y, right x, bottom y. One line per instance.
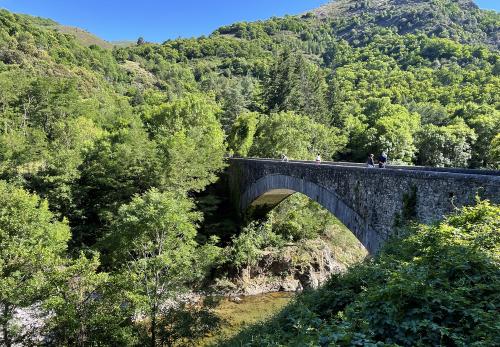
227, 158, 500, 254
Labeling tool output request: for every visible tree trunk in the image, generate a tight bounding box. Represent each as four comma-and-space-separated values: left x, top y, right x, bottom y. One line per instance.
151, 308, 156, 347
2, 304, 12, 347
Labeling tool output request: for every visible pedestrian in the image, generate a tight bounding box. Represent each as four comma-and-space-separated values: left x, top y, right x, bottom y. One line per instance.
378, 152, 388, 168
281, 154, 289, 162
367, 154, 375, 168
316, 154, 322, 165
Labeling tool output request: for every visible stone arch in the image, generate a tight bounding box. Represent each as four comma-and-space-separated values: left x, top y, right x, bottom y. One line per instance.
240, 174, 381, 254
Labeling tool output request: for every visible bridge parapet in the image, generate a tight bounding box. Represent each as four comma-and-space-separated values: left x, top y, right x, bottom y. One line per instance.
228, 158, 500, 254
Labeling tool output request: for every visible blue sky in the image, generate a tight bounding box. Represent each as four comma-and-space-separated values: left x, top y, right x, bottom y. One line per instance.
0, 0, 498, 43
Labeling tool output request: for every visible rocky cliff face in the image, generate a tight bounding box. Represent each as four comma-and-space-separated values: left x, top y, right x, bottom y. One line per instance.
228, 239, 347, 296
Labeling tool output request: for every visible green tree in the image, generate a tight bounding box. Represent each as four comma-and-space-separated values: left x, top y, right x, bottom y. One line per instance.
0, 181, 70, 347
32, 116, 104, 218
228, 112, 259, 157
141, 93, 227, 193
44, 254, 137, 346
251, 111, 346, 160
230, 221, 283, 279
107, 189, 219, 347
264, 50, 328, 124
370, 114, 418, 164
215, 77, 256, 132
74, 124, 162, 246
488, 133, 500, 169
460, 103, 500, 168
363, 102, 420, 164
416, 119, 476, 167
269, 194, 336, 241
409, 102, 451, 126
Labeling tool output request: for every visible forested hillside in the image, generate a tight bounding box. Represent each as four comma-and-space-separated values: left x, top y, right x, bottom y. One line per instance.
313, 0, 500, 48
0, 0, 499, 345
116, 0, 500, 167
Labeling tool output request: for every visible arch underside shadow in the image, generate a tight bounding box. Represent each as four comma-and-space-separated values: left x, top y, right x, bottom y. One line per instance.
241, 174, 381, 254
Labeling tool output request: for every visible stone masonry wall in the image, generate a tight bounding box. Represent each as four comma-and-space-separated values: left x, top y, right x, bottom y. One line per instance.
228, 159, 500, 254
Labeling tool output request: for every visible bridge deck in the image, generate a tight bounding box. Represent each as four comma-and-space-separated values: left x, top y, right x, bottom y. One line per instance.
230, 157, 500, 177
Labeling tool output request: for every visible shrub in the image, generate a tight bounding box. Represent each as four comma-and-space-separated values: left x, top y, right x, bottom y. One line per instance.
222, 200, 500, 346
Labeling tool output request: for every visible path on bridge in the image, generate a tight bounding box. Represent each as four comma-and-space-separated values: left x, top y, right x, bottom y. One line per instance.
243, 158, 499, 176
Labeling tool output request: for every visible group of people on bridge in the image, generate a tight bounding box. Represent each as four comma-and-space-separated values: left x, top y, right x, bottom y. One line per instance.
280, 152, 388, 168
367, 152, 388, 168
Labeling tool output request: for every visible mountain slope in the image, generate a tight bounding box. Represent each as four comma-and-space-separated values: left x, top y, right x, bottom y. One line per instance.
312, 0, 499, 48
117, 0, 499, 167
54, 25, 114, 49
0, 11, 118, 49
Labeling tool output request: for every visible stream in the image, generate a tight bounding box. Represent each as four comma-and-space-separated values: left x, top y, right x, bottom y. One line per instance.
199, 292, 295, 345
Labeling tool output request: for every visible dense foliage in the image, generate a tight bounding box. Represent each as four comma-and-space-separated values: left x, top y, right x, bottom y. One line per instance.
0, 0, 499, 345
223, 200, 500, 346
114, 0, 500, 167
0, 181, 70, 346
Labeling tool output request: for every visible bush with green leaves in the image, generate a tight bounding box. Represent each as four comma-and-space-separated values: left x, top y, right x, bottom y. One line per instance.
223, 200, 500, 346
0, 181, 70, 347
43, 254, 138, 346
268, 194, 338, 242
229, 221, 285, 272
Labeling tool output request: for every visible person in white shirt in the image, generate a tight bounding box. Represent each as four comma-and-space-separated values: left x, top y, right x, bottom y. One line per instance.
315, 154, 322, 164
367, 154, 375, 168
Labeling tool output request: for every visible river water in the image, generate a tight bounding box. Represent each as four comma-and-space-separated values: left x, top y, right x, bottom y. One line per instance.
199, 292, 295, 345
